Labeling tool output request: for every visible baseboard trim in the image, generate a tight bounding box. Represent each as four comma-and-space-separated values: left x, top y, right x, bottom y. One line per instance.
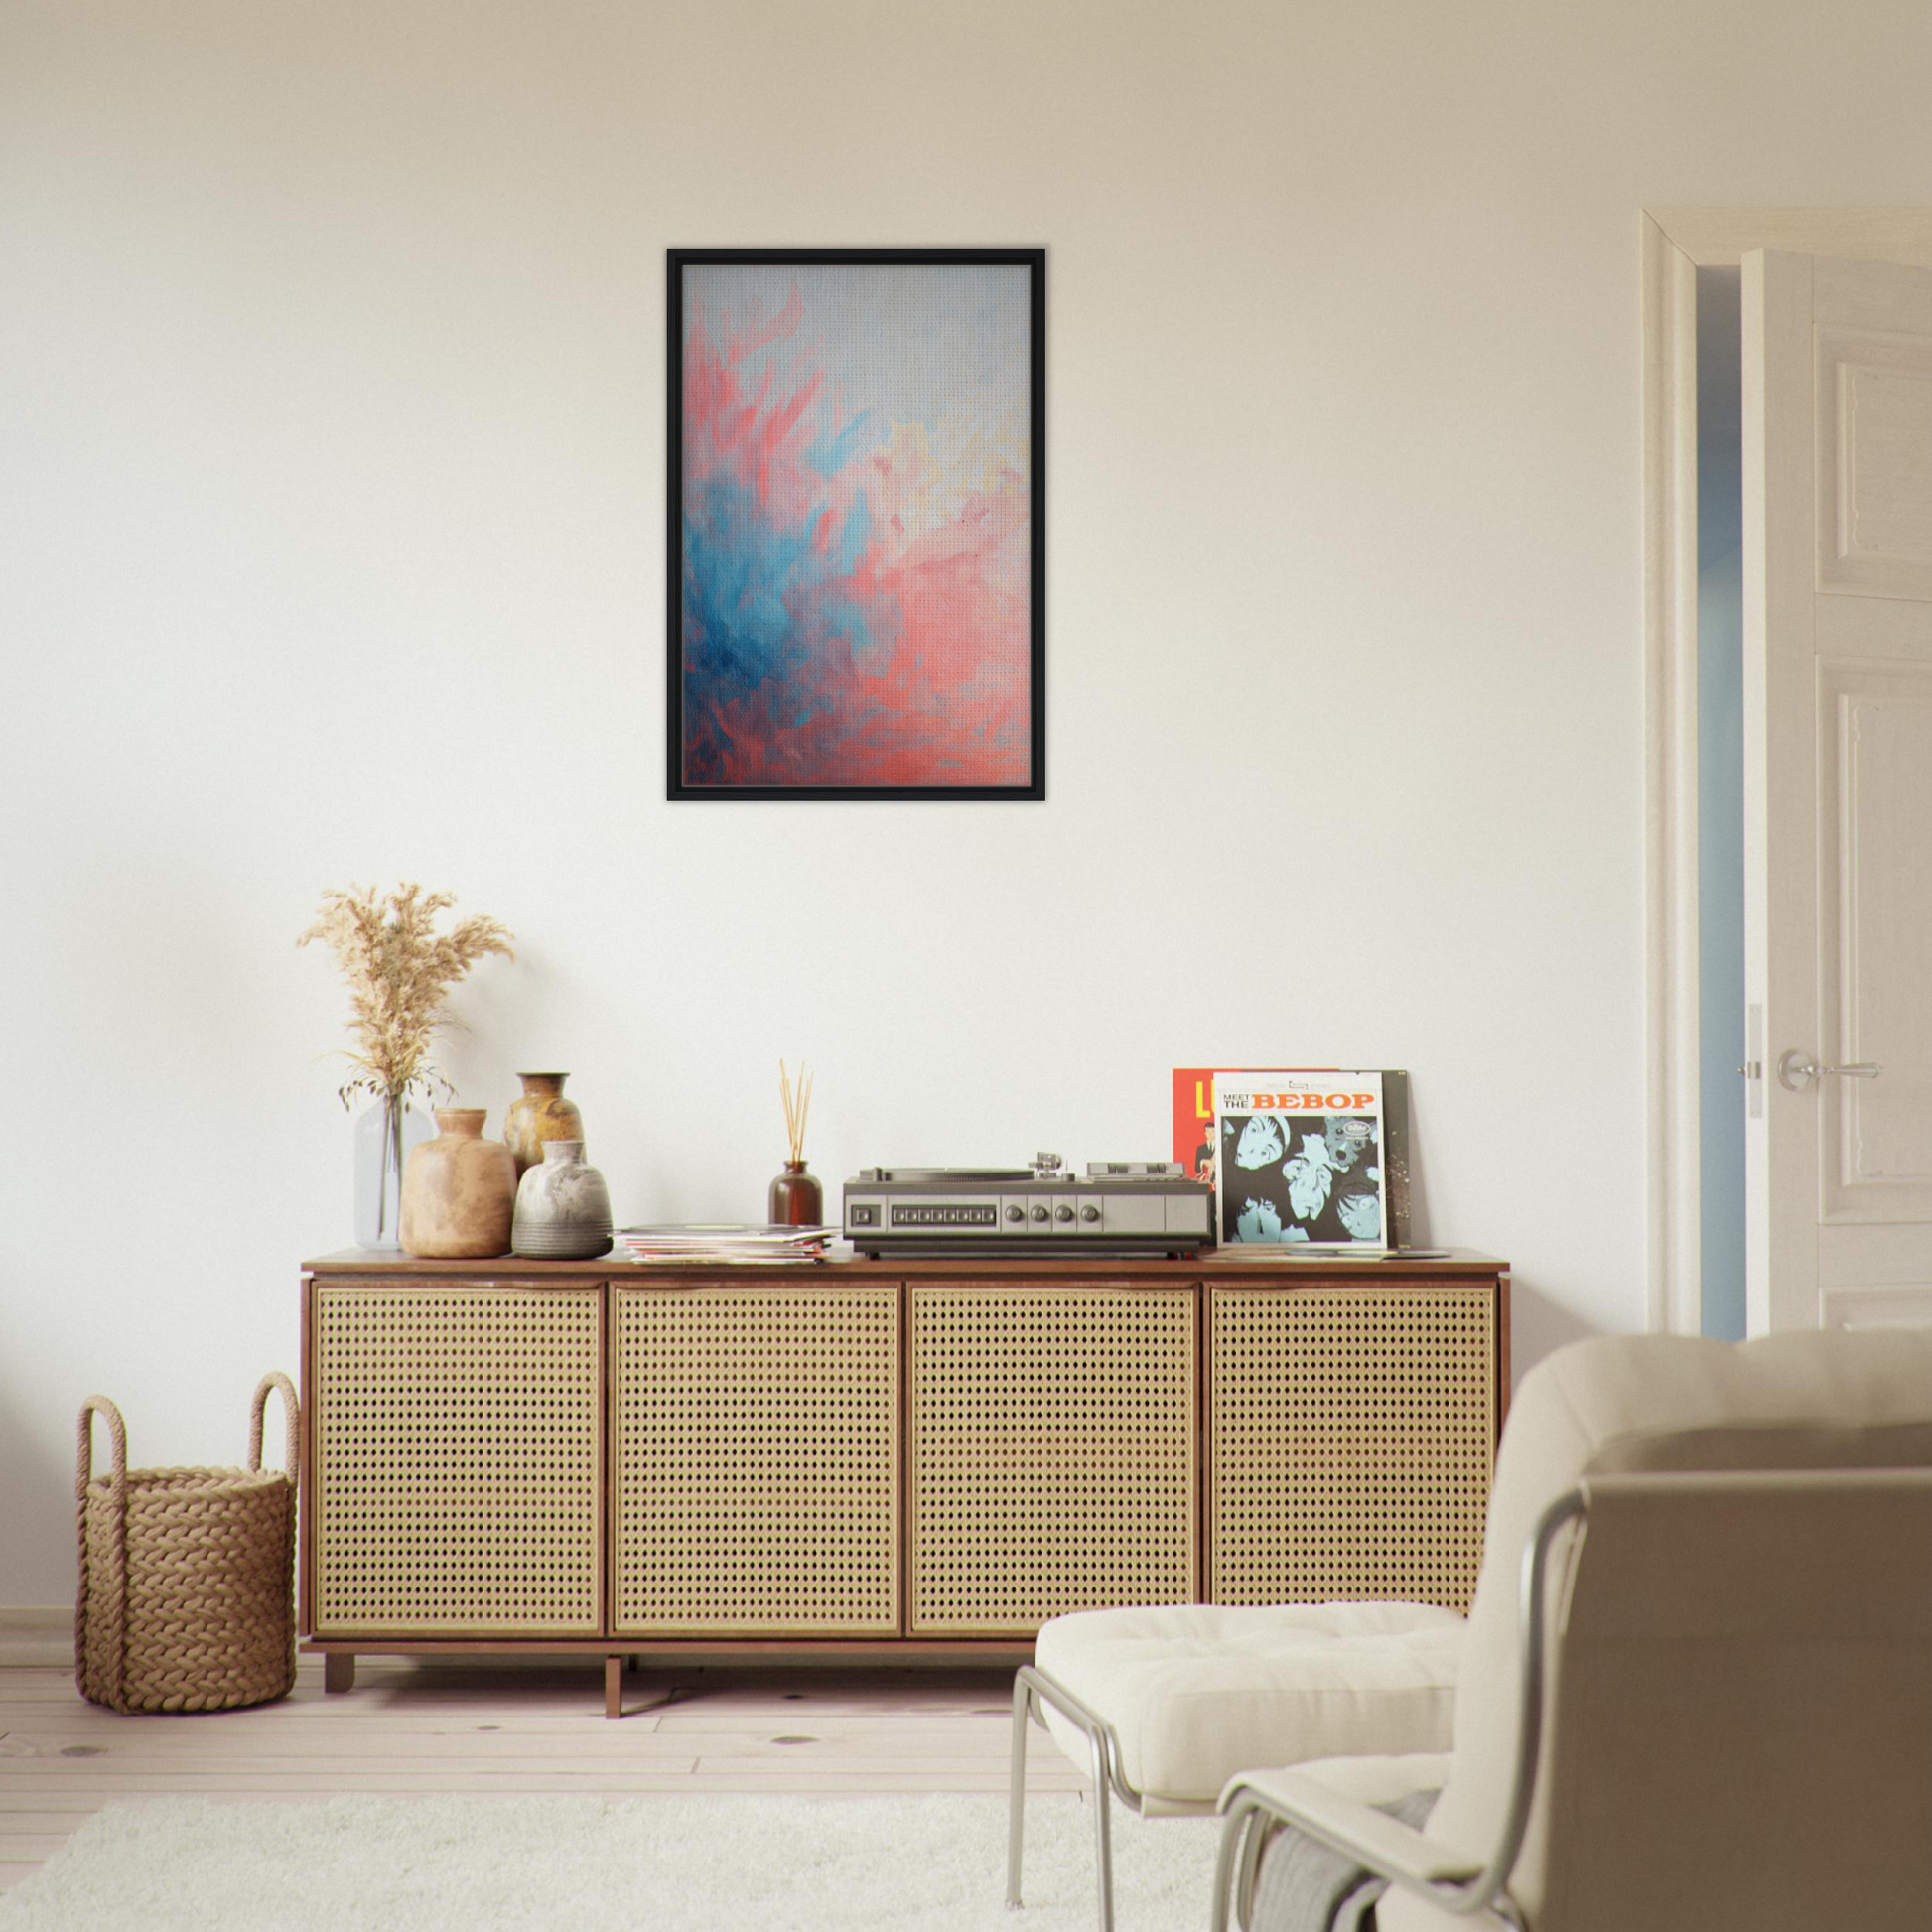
0, 1606, 71, 1667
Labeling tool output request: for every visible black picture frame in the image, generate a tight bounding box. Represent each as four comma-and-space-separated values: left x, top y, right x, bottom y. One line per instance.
667, 247, 1045, 801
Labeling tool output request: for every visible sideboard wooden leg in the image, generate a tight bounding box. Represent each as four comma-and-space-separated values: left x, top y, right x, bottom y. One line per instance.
323, 1652, 355, 1695
605, 1654, 622, 1719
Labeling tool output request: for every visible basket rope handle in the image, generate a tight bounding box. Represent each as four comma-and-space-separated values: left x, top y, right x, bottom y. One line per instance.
248, 1371, 301, 1481
76, 1395, 127, 1504
74, 1394, 130, 1705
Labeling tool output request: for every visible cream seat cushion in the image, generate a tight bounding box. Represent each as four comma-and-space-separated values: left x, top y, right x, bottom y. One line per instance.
1033, 1601, 1465, 1813
1250, 1749, 1452, 1813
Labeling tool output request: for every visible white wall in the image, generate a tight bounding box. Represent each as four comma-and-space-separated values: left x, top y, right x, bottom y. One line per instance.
4, 0, 1928, 1604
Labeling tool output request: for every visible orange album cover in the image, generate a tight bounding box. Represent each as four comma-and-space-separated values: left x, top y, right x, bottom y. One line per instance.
1172, 1067, 1336, 1182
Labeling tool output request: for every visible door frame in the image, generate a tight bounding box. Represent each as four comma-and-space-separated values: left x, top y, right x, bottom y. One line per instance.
1641, 209, 1932, 1334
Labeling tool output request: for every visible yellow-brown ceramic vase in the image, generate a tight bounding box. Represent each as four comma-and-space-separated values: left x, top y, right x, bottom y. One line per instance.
399, 1109, 515, 1258
503, 1072, 586, 1179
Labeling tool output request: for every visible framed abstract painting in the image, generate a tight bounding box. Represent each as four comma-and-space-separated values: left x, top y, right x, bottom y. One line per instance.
668, 248, 1044, 800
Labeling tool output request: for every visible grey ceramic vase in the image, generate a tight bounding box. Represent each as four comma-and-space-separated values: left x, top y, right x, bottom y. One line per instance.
511, 1140, 613, 1259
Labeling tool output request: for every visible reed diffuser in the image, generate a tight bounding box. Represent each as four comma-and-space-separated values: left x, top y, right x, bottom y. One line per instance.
769, 1058, 824, 1227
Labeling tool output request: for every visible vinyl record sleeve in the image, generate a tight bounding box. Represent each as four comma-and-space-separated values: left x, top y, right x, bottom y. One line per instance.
1172, 1067, 1411, 1248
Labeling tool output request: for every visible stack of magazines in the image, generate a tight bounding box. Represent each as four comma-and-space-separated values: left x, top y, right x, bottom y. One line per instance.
613, 1224, 838, 1265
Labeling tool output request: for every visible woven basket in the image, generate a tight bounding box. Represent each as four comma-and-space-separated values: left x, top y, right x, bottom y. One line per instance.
75, 1373, 300, 1714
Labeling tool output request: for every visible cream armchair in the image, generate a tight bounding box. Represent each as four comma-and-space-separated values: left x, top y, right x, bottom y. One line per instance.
1212, 1328, 1932, 1932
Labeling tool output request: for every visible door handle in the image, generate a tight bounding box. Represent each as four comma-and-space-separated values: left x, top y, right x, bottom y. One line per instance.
1776, 1050, 1882, 1091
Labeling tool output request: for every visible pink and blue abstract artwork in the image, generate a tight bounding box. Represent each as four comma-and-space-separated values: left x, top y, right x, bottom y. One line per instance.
669, 250, 1043, 798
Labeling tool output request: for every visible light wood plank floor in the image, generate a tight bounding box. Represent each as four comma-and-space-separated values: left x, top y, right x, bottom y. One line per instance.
0, 1657, 1084, 1892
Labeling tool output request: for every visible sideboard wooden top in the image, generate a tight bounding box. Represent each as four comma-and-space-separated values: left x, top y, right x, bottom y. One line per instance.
305, 1247, 1507, 1281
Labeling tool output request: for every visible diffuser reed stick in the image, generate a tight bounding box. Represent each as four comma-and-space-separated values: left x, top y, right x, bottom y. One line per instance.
779, 1058, 813, 1163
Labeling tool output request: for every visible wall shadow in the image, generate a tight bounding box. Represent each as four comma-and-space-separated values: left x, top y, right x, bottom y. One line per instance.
0, 1378, 78, 1607
1502, 1276, 1599, 1392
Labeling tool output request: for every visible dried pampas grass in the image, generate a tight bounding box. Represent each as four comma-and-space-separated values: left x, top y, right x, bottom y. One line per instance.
298, 883, 515, 1107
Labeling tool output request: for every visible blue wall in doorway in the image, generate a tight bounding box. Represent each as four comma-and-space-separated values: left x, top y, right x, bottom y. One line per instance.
1697, 266, 1747, 1341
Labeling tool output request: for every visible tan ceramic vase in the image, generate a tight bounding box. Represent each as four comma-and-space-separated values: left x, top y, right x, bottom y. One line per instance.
503, 1072, 586, 1178
400, 1109, 515, 1258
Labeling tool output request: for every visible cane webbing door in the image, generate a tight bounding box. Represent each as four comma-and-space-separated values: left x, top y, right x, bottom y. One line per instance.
312, 1283, 603, 1635
612, 1282, 899, 1634
908, 1282, 1197, 1634
1209, 1284, 1494, 1611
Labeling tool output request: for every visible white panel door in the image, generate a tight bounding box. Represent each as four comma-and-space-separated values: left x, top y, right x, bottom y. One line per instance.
1745, 250, 1932, 1331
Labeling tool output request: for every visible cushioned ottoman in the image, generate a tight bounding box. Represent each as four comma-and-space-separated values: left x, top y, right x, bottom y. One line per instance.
1033, 1601, 1466, 1814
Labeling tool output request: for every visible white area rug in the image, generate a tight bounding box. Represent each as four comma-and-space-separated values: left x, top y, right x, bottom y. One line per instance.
0, 1792, 1222, 1931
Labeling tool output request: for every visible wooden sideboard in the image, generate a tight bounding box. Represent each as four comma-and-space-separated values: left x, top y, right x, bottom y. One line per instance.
299, 1250, 1509, 1714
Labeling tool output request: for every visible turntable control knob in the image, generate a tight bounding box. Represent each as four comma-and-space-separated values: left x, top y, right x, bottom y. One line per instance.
1055, 1204, 1075, 1223
1080, 1205, 1101, 1223
1005, 1204, 1025, 1222
1030, 1205, 1050, 1223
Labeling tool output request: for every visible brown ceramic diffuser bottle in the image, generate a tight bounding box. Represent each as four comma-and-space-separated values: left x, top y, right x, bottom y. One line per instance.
400, 1108, 516, 1257
768, 1059, 824, 1227
503, 1072, 585, 1178
769, 1160, 822, 1227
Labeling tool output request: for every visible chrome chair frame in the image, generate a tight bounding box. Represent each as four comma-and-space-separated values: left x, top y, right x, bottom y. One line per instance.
1208, 1489, 1587, 1932
1007, 1662, 1173, 1932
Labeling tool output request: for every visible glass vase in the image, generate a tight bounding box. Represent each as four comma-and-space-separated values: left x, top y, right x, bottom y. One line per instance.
352, 1094, 432, 1250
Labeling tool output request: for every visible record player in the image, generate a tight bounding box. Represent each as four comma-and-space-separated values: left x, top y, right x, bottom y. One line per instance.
843, 1154, 1212, 1257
